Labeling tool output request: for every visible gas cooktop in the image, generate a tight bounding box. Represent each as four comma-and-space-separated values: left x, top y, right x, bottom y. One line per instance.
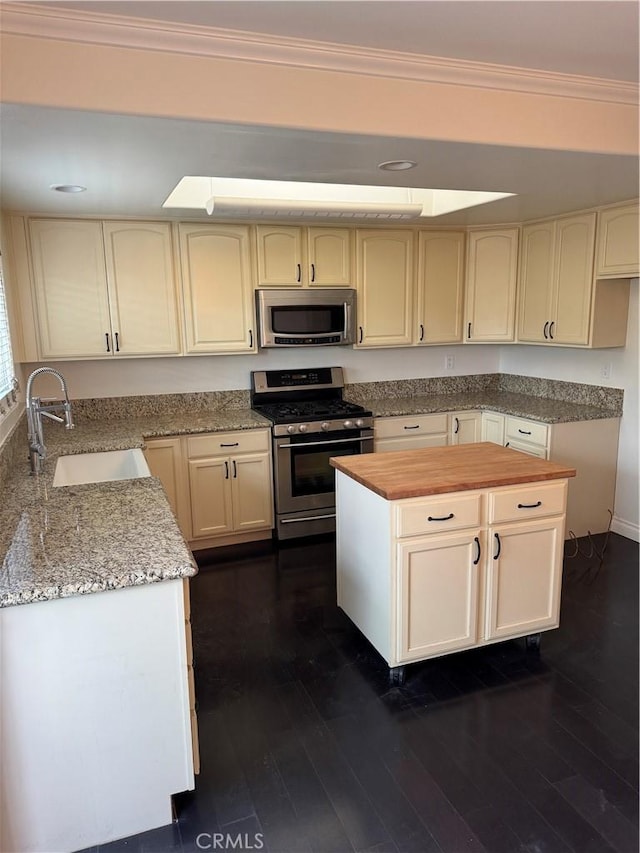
253, 398, 370, 425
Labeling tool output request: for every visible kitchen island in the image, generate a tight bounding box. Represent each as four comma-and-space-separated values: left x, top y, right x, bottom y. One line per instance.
331, 442, 576, 684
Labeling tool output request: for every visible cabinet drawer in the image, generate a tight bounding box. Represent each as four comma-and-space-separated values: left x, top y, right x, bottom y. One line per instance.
186, 429, 270, 458
395, 492, 482, 538
375, 413, 448, 439
504, 417, 548, 448
489, 480, 567, 523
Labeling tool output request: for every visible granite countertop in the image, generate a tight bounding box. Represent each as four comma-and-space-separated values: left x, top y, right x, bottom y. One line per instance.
353, 390, 620, 424
0, 408, 270, 609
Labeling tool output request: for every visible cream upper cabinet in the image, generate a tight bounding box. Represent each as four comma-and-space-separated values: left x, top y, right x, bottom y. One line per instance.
517, 220, 555, 343
552, 213, 596, 345
178, 223, 256, 353
464, 228, 519, 342
595, 202, 639, 278
255, 225, 304, 286
415, 231, 465, 344
355, 229, 414, 347
518, 212, 608, 347
255, 225, 353, 287
29, 218, 181, 359
307, 227, 353, 286
29, 219, 112, 358
102, 222, 181, 355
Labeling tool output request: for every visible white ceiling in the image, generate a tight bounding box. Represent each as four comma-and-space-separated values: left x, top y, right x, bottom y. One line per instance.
1, 1, 638, 225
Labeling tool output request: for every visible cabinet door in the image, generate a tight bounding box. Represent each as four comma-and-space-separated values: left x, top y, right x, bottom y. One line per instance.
179, 224, 255, 353
551, 213, 596, 345
517, 221, 555, 343
144, 437, 191, 539
596, 203, 639, 277
481, 412, 505, 445
231, 453, 274, 532
465, 228, 518, 342
29, 219, 112, 358
307, 227, 352, 286
188, 457, 233, 538
416, 232, 464, 344
449, 412, 481, 445
255, 225, 303, 286
103, 222, 181, 355
356, 230, 414, 347
397, 531, 481, 661
485, 517, 564, 641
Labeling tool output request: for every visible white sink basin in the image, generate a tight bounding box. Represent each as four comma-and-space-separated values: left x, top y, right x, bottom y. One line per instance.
53, 449, 150, 487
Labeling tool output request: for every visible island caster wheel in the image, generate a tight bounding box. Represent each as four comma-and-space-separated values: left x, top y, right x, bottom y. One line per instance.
389, 665, 406, 686
525, 633, 541, 654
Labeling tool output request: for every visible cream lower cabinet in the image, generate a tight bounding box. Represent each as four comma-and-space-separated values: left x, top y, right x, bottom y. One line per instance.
481, 411, 620, 537
335, 472, 568, 682
186, 430, 273, 545
448, 411, 481, 444
145, 429, 274, 549
374, 413, 448, 452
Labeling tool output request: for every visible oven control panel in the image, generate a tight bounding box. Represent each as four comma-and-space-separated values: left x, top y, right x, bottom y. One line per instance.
273, 417, 373, 436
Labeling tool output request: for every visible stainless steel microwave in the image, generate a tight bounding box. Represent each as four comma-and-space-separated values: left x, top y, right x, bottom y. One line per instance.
255, 288, 356, 347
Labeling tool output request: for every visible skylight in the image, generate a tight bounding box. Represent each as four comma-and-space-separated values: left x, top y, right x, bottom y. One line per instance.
163, 177, 515, 219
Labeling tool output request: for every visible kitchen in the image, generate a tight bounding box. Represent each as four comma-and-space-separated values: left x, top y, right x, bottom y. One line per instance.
0, 2, 638, 852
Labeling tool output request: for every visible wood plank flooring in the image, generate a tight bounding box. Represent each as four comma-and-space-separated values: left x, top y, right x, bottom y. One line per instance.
84, 532, 638, 853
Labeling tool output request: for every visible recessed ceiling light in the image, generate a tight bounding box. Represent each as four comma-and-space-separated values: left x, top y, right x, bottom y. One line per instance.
378, 160, 417, 171
50, 184, 87, 193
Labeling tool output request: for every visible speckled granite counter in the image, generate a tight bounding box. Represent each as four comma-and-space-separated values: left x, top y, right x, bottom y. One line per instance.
1, 407, 270, 608
351, 391, 620, 423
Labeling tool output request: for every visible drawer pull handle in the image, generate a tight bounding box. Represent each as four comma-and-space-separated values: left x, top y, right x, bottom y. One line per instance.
518, 429, 532, 435
518, 501, 542, 509
220, 442, 240, 447
428, 513, 454, 522
404, 425, 420, 430
493, 532, 501, 560
473, 537, 481, 565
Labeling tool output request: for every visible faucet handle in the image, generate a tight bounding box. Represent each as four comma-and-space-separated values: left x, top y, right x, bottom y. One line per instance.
41, 411, 65, 424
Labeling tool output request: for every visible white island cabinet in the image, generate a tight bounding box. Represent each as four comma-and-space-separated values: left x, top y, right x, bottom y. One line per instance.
0, 579, 196, 853
332, 443, 575, 684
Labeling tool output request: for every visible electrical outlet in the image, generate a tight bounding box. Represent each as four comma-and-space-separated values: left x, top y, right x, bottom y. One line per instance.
445, 354, 455, 370
601, 363, 612, 380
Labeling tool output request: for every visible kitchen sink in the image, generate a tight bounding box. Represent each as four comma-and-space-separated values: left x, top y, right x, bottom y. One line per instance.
52, 449, 150, 487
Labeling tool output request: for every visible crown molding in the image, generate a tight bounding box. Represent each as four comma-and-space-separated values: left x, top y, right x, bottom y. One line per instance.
2, 2, 638, 106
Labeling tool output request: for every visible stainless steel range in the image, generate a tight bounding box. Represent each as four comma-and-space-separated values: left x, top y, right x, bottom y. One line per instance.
251, 367, 374, 539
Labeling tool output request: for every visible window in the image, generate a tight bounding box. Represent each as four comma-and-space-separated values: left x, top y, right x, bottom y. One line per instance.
0, 255, 18, 414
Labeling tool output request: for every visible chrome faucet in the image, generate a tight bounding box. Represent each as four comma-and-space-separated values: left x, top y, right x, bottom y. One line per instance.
26, 367, 75, 475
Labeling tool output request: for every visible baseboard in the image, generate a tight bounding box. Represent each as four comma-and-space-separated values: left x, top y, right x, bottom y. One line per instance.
611, 516, 640, 543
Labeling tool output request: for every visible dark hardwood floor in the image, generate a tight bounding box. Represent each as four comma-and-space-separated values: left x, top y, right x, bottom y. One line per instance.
86, 532, 638, 853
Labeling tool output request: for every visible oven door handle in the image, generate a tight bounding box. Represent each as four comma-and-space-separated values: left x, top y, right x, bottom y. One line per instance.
278, 436, 372, 449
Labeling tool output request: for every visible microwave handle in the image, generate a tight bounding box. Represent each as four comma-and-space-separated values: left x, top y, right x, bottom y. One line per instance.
344, 301, 350, 341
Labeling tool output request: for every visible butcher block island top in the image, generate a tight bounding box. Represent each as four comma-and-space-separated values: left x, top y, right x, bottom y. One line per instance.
330, 442, 576, 500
